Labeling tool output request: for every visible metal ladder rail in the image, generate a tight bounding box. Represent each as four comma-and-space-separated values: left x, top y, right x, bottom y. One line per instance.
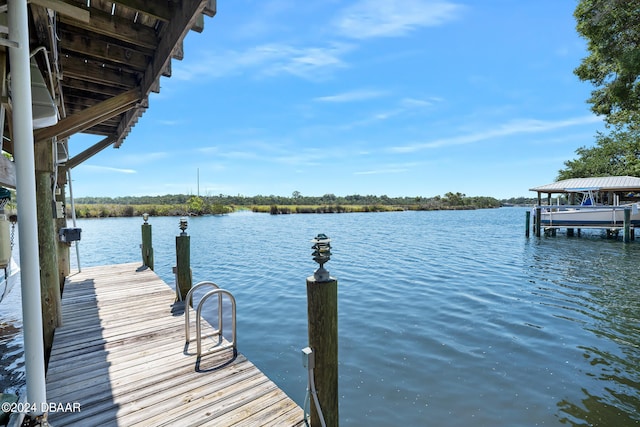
196, 289, 237, 357
184, 281, 222, 344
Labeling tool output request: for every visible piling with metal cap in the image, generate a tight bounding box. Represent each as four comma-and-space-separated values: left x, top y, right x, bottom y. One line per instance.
307, 233, 339, 426
141, 213, 154, 269
176, 217, 191, 301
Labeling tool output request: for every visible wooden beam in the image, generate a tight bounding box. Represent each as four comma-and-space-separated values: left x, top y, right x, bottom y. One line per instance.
34, 88, 141, 141
62, 78, 126, 98
58, 7, 159, 51
61, 55, 139, 89
58, 28, 150, 71
112, 0, 173, 22
29, 0, 90, 23
203, 0, 216, 17
66, 135, 117, 169
117, 0, 209, 147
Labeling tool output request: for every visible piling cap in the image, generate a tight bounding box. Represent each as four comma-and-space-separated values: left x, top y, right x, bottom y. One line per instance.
179, 217, 188, 235
311, 233, 331, 281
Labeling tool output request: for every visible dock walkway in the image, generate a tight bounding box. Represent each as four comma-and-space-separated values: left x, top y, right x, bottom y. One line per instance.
46, 263, 305, 426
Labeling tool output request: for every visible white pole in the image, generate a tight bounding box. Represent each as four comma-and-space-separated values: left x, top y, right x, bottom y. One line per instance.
8, 0, 48, 418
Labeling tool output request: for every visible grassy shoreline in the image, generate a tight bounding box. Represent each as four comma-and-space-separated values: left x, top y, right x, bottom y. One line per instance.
67, 192, 526, 218
69, 202, 493, 218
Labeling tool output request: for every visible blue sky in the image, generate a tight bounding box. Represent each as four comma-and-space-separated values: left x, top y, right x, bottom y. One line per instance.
69, 0, 604, 200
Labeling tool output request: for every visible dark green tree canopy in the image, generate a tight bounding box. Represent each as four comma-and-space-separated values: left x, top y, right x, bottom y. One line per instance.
558, 128, 640, 179
574, 0, 640, 126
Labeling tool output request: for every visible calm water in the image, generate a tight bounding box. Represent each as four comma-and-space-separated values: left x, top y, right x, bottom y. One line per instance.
2, 208, 640, 426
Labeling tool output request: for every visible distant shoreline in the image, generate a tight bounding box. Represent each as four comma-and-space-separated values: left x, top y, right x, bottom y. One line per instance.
67, 193, 535, 218
69, 202, 509, 218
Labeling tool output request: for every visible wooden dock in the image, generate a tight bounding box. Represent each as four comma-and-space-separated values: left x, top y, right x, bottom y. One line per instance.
46, 263, 305, 426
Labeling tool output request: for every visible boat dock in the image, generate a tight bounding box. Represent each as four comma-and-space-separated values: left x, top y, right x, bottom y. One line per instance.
45, 263, 305, 426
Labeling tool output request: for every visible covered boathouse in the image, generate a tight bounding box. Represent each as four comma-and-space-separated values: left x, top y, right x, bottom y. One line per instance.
529, 176, 640, 237
0, 1, 301, 426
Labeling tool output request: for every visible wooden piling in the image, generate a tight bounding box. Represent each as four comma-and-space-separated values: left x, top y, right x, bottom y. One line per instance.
307, 275, 339, 427
141, 221, 154, 269
176, 232, 191, 301
535, 207, 541, 237
55, 179, 70, 291
34, 139, 62, 364
525, 210, 530, 237
624, 208, 631, 243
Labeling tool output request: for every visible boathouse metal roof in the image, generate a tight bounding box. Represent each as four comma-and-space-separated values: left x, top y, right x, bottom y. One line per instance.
530, 176, 640, 194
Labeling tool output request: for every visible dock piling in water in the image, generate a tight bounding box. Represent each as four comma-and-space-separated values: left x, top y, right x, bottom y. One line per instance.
175, 217, 191, 301
141, 213, 154, 270
306, 234, 339, 427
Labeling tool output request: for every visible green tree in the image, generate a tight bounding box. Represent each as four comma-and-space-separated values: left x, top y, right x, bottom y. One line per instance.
558, 128, 640, 179
574, 0, 640, 126
186, 196, 206, 215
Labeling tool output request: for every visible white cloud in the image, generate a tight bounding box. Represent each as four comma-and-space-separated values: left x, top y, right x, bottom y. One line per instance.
314, 89, 387, 103
390, 115, 603, 153
334, 0, 464, 39
354, 168, 408, 175
174, 43, 355, 81
400, 97, 440, 108
81, 165, 137, 174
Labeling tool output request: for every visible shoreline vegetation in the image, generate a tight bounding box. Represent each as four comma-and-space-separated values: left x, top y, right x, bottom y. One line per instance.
68, 193, 536, 218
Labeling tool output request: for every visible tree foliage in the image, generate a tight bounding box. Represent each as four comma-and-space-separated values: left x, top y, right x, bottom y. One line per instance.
574, 0, 640, 126
558, 128, 640, 179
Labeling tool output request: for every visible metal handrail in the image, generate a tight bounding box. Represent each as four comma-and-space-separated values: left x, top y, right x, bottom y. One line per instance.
196, 289, 237, 357
184, 281, 222, 343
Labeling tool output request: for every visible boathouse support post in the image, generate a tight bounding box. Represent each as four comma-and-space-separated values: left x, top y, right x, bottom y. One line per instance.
535, 207, 541, 237
35, 138, 62, 361
306, 234, 338, 427
8, 0, 48, 418
624, 208, 631, 243
525, 210, 530, 237
175, 217, 191, 301
141, 213, 154, 270
55, 177, 70, 291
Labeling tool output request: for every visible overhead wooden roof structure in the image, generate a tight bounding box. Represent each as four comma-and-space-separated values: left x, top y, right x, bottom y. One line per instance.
0, 2, 217, 422
1, 0, 216, 178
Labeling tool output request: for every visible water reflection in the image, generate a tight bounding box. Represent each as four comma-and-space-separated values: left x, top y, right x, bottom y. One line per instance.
526, 234, 640, 426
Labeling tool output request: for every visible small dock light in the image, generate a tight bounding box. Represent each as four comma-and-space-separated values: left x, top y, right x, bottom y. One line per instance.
311, 233, 331, 282
179, 217, 188, 235
142, 212, 149, 224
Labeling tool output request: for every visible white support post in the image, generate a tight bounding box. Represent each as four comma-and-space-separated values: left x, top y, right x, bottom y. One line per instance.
8, 0, 48, 419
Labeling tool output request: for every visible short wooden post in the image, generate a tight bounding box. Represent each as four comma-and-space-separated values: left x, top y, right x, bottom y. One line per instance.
567, 228, 574, 237
141, 213, 154, 270
525, 210, 530, 237
307, 234, 338, 427
624, 208, 631, 243
176, 217, 191, 301
535, 207, 541, 237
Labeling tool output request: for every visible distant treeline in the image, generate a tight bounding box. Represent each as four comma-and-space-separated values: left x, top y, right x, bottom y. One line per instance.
69, 192, 536, 218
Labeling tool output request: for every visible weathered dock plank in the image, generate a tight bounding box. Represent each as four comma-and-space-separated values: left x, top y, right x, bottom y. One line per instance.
46, 263, 305, 426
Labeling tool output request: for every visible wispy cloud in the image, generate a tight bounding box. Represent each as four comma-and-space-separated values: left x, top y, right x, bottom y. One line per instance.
334, 0, 464, 39
314, 89, 387, 103
81, 165, 137, 174
400, 97, 441, 108
354, 168, 409, 175
390, 115, 603, 153
175, 43, 355, 81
